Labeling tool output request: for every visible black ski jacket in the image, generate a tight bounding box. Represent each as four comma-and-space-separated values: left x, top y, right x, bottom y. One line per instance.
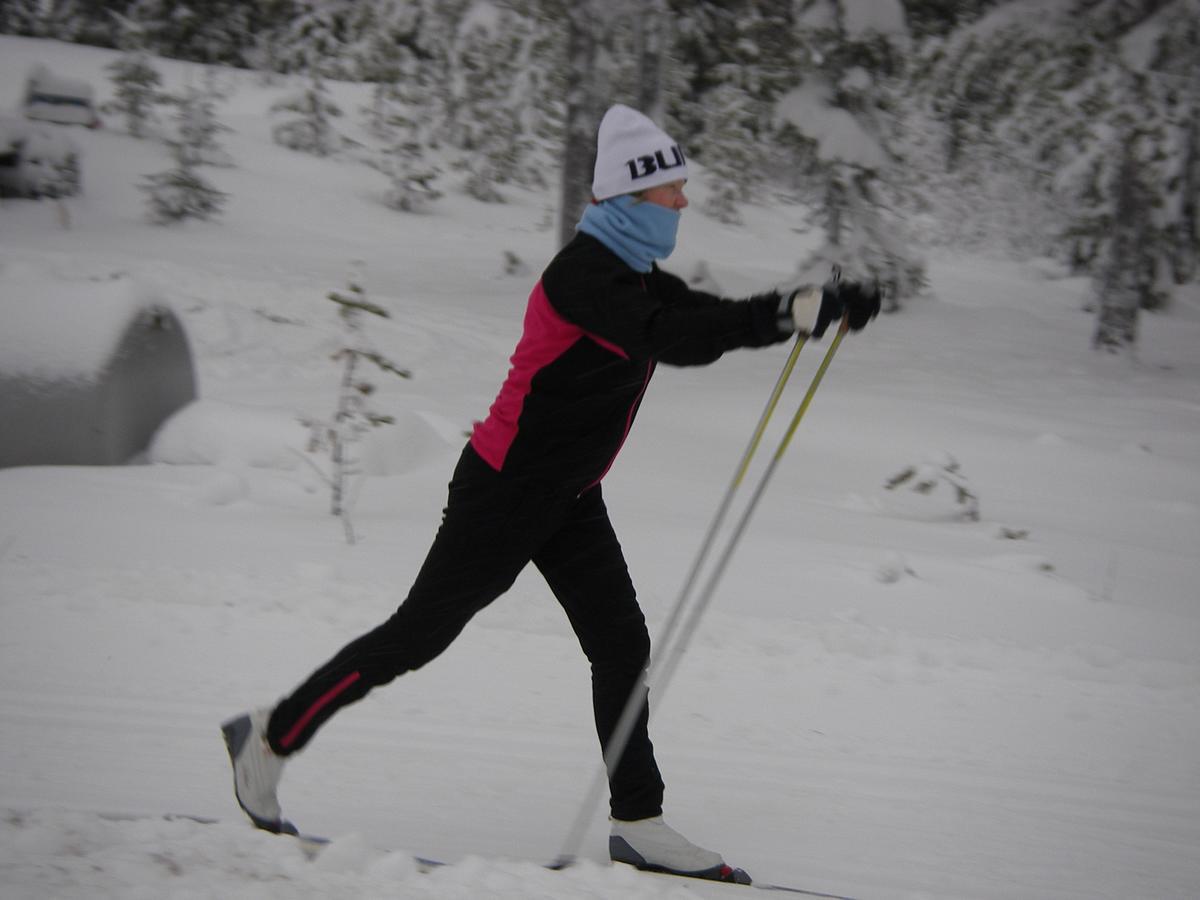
470, 231, 791, 492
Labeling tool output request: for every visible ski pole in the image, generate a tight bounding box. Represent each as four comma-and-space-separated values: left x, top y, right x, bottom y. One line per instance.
554, 317, 850, 869
551, 330, 808, 869
651, 316, 851, 706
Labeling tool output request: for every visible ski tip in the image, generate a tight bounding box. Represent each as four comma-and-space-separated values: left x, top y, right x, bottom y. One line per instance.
547, 854, 576, 871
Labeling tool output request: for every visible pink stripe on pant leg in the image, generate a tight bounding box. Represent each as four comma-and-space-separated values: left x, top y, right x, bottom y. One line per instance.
279, 671, 361, 751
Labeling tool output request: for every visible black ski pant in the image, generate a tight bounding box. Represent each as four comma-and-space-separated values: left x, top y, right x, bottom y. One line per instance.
267, 444, 665, 821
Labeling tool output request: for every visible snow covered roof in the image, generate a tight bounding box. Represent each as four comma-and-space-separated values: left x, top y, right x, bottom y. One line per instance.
0, 277, 172, 383
25, 63, 94, 102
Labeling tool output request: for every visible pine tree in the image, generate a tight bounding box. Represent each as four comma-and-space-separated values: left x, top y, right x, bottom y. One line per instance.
275, 0, 357, 77
172, 72, 234, 168
140, 153, 228, 223
701, 78, 759, 225
104, 46, 169, 138
1148, 1, 1200, 283
139, 67, 232, 223
1, 0, 50, 36
449, 9, 511, 202
271, 70, 344, 156
783, 0, 925, 305
380, 78, 443, 215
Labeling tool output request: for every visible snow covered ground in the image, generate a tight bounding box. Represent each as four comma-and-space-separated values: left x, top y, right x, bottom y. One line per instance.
2, 36, 1199, 900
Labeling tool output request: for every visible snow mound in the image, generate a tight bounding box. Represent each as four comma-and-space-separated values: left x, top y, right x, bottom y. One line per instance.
150, 401, 455, 475
0, 810, 694, 900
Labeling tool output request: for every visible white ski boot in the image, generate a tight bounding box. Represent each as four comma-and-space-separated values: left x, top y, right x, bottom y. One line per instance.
609, 815, 726, 877
221, 707, 295, 834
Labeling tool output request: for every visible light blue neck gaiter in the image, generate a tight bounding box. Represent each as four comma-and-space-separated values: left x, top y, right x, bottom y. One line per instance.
576, 194, 681, 273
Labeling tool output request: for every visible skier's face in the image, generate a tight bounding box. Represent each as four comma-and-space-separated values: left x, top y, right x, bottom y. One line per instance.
639, 180, 688, 211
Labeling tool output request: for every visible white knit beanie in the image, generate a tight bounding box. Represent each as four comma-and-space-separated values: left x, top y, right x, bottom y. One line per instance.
591, 104, 689, 201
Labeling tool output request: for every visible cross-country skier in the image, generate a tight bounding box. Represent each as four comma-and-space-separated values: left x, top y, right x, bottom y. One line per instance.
222, 103, 880, 879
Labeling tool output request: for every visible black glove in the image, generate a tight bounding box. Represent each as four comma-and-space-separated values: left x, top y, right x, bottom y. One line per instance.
813, 280, 882, 338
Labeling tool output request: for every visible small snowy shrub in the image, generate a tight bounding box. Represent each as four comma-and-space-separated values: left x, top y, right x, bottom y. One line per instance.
885, 452, 980, 522
104, 47, 169, 138
502, 251, 528, 276
381, 145, 442, 213
271, 73, 343, 157
141, 161, 226, 223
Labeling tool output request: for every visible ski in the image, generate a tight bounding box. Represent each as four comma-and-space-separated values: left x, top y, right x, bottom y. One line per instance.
123, 814, 858, 898
430, 852, 859, 898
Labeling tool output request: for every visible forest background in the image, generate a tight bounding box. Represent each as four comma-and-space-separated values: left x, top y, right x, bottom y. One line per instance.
4, 0, 1197, 337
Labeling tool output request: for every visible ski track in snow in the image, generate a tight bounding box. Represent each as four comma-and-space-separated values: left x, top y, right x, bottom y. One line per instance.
2, 34, 1200, 900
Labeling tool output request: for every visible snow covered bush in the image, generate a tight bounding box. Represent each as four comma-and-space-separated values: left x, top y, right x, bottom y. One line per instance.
0, 117, 81, 199
271, 72, 343, 157
140, 82, 231, 224
885, 452, 980, 522
381, 152, 442, 213
774, 6, 926, 308
140, 162, 227, 223
170, 73, 234, 168
104, 47, 169, 138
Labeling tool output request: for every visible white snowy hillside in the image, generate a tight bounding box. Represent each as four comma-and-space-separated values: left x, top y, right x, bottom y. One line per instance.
2, 35, 1199, 900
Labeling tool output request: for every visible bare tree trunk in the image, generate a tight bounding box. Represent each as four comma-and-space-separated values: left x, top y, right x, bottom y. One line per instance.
330, 351, 358, 516
1093, 136, 1145, 354
1176, 94, 1199, 282
557, 4, 601, 248
825, 173, 845, 247
634, 0, 667, 122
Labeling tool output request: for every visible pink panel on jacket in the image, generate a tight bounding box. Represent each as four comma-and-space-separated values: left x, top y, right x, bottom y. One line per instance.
471, 281, 628, 471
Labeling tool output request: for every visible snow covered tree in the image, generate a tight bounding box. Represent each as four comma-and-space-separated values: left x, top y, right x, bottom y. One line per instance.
381, 150, 442, 213
119, 0, 259, 66
905, 0, 1197, 294
171, 72, 234, 168
677, 0, 795, 222
104, 45, 169, 139
274, 0, 358, 77
271, 70, 343, 157
1144, 0, 1200, 283
302, 267, 412, 544
0, 0, 52, 36
140, 151, 227, 223
1091, 126, 1159, 353
139, 66, 232, 223
379, 86, 443, 215
701, 79, 760, 225
416, 1, 562, 204
780, 0, 925, 306
633, 0, 669, 121
557, 0, 605, 246
446, 5, 527, 202
700, 75, 763, 226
